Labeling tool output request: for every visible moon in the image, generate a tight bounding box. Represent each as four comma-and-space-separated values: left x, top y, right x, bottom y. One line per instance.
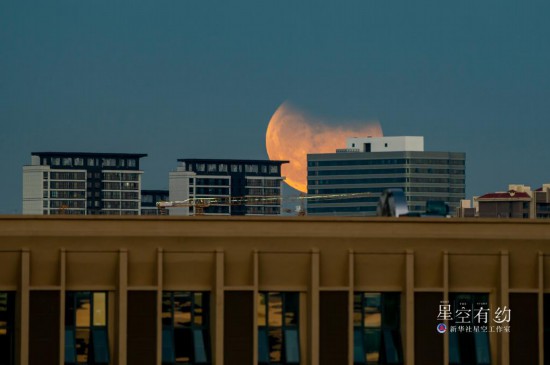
265, 102, 383, 193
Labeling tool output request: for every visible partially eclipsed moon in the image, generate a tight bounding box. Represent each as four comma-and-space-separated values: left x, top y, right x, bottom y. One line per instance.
266, 102, 383, 193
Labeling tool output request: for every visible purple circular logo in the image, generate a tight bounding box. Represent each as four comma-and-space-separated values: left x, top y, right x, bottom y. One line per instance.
437, 323, 447, 333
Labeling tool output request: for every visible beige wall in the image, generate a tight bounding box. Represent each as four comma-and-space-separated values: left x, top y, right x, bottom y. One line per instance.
1, 215, 550, 364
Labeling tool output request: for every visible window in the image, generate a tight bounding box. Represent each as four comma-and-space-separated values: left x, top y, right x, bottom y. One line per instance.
65, 292, 109, 365
102, 159, 117, 167
353, 292, 403, 364
162, 292, 211, 364
207, 164, 217, 172
127, 159, 136, 168
63, 158, 73, 166
245, 165, 259, 173
196, 164, 205, 172
51, 157, 61, 165
258, 292, 300, 364
218, 164, 228, 172
449, 293, 491, 365
141, 195, 154, 203
269, 166, 279, 174
0, 292, 15, 365
87, 158, 95, 167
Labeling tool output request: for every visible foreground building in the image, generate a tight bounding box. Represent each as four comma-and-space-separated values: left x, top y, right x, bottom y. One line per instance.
168, 158, 288, 216
22, 152, 146, 215
0, 215, 548, 365
307, 136, 465, 216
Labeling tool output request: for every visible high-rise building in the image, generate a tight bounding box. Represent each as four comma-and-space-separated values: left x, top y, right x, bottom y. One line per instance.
23, 152, 147, 215
169, 158, 288, 216
307, 136, 465, 216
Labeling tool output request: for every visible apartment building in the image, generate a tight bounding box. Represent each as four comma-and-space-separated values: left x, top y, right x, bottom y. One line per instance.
22, 152, 146, 215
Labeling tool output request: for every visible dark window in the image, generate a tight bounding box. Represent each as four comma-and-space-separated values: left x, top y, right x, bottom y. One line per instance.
364, 143, 371, 152
0, 292, 15, 365
353, 292, 402, 364
162, 292, 210, 364
65, 292, 109, 365
449, 293, 491, 365
258, 292, 300, 364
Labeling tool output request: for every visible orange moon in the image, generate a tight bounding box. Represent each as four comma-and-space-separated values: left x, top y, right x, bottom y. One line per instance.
265, 102, 383, 193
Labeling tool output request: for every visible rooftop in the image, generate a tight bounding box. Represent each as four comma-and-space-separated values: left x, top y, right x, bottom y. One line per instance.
478, 191, 531, 200
32, 152, 147, 158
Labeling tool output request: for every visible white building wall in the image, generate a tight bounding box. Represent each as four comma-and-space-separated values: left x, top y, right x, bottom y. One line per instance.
22, 165, 48, 214
168, 168, 195, 216
346, 136, 424, 152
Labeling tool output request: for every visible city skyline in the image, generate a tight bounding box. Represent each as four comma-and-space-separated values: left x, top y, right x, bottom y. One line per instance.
2, 1, 550, 214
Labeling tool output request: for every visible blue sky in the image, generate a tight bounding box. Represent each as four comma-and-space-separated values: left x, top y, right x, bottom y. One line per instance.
1, 0, 549, 213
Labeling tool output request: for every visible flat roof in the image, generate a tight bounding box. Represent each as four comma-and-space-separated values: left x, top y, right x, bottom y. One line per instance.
178, 158, 289, 165
32, 152, 148, 158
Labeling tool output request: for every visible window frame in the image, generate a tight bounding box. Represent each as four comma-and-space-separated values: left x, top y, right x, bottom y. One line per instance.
65, 291, 110, 365
162, 291, 211, 365
353, 292, 403, 365
258, 291, 300, 365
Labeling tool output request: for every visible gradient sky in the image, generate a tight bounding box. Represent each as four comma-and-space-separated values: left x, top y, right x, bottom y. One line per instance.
1, 1, 549, 214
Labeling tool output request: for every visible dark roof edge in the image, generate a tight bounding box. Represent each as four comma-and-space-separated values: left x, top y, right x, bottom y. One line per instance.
32, 152, 148, 158
177, 158, 289, 164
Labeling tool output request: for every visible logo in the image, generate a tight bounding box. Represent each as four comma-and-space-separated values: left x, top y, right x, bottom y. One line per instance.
437, 323, 447, 334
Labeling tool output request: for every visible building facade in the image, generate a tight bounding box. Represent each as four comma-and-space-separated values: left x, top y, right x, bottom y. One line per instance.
168, 159, 288, 216
0, 216, 549, 365
307, 137, 465, 216
476, 191, 532, 219
465, 184, 550, 219
141, 190, 169, 216
23, 152, 146, 215
535, 185, 550, 219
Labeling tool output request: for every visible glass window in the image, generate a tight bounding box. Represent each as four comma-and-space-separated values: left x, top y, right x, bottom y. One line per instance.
87, 158, 95, 167
127, 159, 137, 168
63, 158, 72, 166
52, 157, 61, 165
162, 292, 211, 365
65, 291, 109, 365
258, 292, 300, 364
102, 159, 117, 167
269, 166, 279, 174
0, 292, 15, 365
245, 164, 259, 173
354, 292, 403, 364
449, 293, 491, 365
